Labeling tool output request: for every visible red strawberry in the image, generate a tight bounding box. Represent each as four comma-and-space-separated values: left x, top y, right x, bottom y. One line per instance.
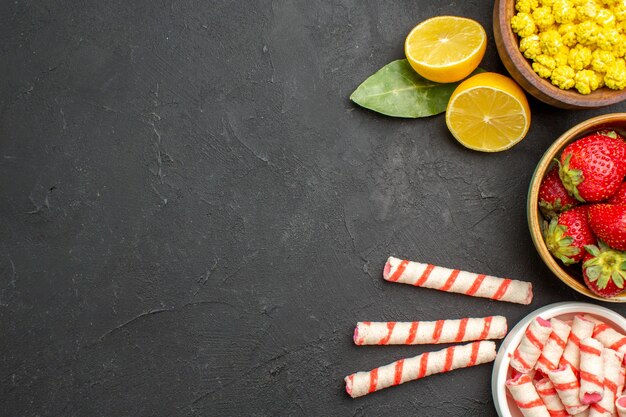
558, 131, 626, 202
538, 166, 579, 219
582, 241, 626, 298
606, 182, 626, 205
544, 206, 596, 264
588, 204, 626, 251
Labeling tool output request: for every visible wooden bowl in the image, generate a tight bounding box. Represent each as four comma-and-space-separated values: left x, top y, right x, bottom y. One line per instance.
527, 113, 626, 302
493, 0, 626, 109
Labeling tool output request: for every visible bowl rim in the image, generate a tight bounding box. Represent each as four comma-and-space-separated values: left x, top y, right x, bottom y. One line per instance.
491, 302, 626, 417
527, 113, 626, 302
493, 0, 626, 108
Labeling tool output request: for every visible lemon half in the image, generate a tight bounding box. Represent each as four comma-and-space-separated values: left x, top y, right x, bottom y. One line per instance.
445, 72, 531, 152
405, 16, 487, 83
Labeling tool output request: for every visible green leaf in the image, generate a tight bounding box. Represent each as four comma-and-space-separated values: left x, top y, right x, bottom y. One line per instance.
350, 60, 484, 118
597, 273, 610, 289
612, 271, 625, 288
600, 130, 618, 139
585, 245, 601, 257
586, 265, 601, 281
559, 154, 585, 202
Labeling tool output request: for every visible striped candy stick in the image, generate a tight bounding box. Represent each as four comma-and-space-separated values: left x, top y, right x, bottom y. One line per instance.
548, 364, 589, 415
560, 315, 596, 376
507, 374, 551, 417
383, 257, 533, 305
344, 341, 496, 398
511, 317, 553, 374
353, 316, 507, 346
534, 378, 569, 417
584, 315, 626, 357
536, 318, 571, 374
589, 348, 623, 417
580, 338, 605, 405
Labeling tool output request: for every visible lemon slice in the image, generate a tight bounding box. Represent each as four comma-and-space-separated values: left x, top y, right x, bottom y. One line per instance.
445, 72, 531, 152
405, 16, 487, 83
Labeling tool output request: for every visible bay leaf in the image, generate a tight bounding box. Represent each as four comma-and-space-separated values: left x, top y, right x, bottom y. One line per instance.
350, 59, 483, 118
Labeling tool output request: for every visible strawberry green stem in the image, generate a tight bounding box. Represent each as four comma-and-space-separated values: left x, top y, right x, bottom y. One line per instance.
543, 218, 580, 265
583, 243, 626, 290
557, 155, 585, 203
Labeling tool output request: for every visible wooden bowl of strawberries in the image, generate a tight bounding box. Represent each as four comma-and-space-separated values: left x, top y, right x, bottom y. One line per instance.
528, 113, 626, 302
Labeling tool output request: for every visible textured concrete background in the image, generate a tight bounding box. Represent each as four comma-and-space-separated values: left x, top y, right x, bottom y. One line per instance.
2, 0, 626, 416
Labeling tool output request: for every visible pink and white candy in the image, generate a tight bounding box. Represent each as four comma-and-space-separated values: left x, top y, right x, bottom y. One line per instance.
383, 257, 533, 304
534, 378, 569, 417
536, 318, 571, 374
548, 364, 589, 415
589, 348, 623, 417
511, 317, 553, 374
579, 337, 604, 405
585, 315, 626, 357
560, 315, 596, 375
506, 373, 550, 417
344, 341, 495, 398
353, 316, 507, 346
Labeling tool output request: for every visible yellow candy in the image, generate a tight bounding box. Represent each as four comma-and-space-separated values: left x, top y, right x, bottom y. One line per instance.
512, 0, 626, 91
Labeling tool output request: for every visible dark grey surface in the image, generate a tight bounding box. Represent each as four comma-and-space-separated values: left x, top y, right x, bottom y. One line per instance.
2, 0, 626, 416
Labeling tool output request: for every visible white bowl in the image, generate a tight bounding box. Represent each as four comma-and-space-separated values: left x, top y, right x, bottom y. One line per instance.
492, 302, 626, 417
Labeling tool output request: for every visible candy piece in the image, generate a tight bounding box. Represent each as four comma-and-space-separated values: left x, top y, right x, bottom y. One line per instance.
353, 316, 507, 346
511, 317, 553, 374
534, 378, 569, 417
585, 315, 626, 356
580, 338, 605, 405
507, 373, 551, 417
589, 348, 623, 417
616, 395, 626, 417
383, 257, 533, 304
344, 341, 495, 398
548, 364, 589, 415
560, 315, 596, 375
536, 318, 572, 374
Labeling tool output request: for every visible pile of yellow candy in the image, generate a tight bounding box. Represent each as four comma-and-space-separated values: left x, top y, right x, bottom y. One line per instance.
511, 0, 626, 94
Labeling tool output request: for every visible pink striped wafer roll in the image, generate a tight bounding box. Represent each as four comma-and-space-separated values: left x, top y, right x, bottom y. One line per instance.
383, 257, 533, 304
511, 317, 553, 374
353, 316, 507, 346
560, 315, 596, 376
536, 318, 571, 374
618, 366, 626, 396
507, 374, 551, 417
344, 340, 496, 398
616, 395, 626, 417
534, 378, 569, 417
548, 364, 589, 415
580, 338, 605, 405
585, 316, 626, 357
589, 348, 623, 417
